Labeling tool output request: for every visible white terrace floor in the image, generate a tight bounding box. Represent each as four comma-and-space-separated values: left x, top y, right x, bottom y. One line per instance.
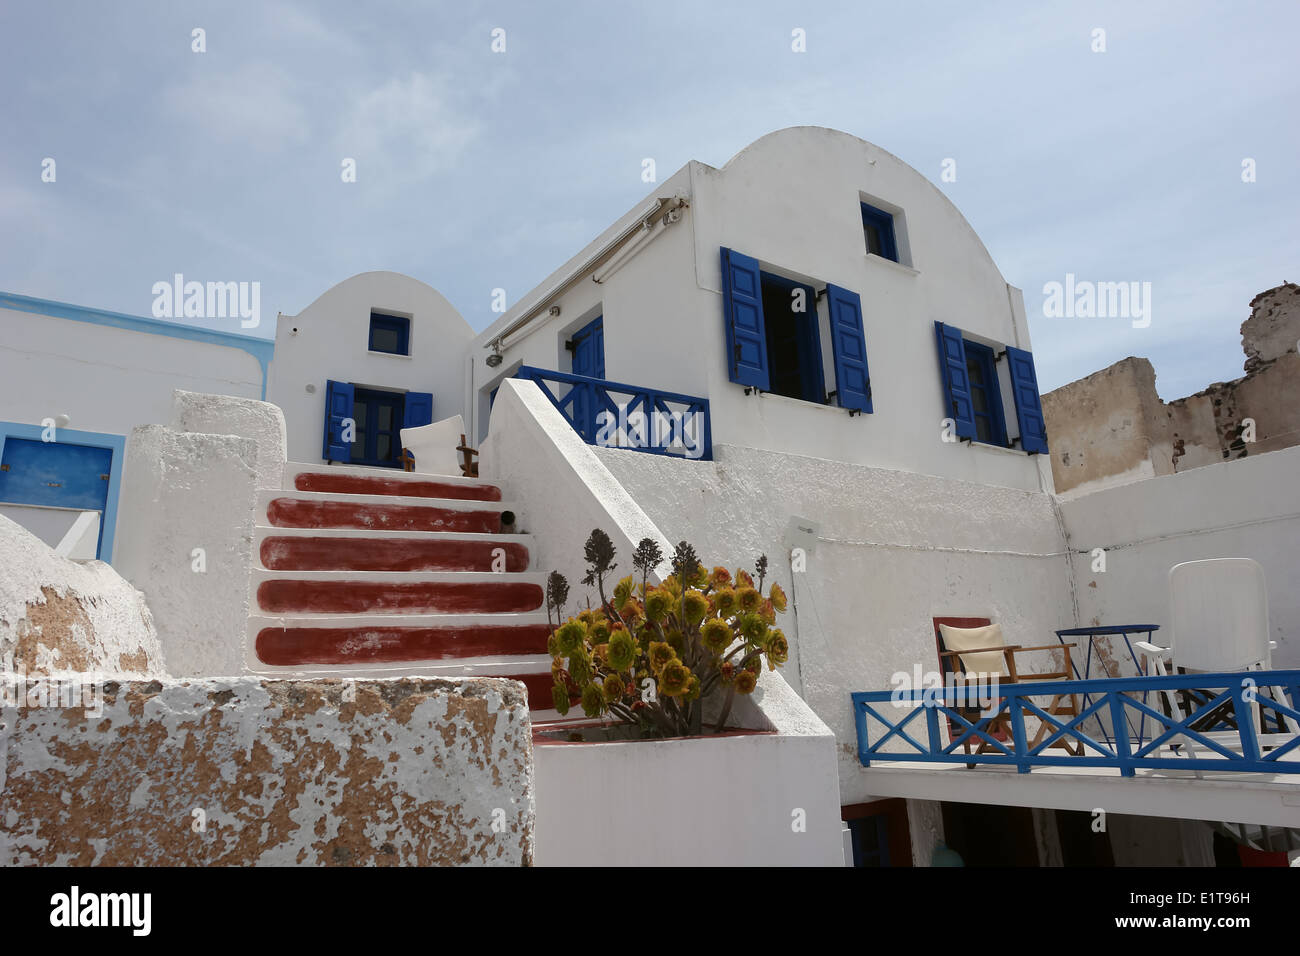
859, 760, 1300, 828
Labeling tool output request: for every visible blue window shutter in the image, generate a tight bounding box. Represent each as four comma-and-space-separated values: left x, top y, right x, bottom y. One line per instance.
826, 284, 872, 412
1005, 346, 1049, 454
934, 322, 976, 440
720, 247, 770, 389
323, 380, 354, 461
403, 391, 434, 429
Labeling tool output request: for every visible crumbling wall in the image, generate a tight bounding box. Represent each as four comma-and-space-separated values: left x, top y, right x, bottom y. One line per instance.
1044, 282, 1300, 494
0, 676, 534, 866
0, 515, 164, 676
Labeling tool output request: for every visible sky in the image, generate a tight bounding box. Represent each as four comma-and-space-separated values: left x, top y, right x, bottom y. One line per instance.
2, 1, 1297, 400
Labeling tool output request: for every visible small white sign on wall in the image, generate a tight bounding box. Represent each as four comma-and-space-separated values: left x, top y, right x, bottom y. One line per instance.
783, 515, 820, 556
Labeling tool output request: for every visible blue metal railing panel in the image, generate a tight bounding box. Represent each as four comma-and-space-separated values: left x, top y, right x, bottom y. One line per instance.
851, 670, 1300, 776
513, 366, 712, 461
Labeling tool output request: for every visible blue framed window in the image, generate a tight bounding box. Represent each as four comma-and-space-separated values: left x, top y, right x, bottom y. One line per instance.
860, 202, 898, 263
760, 272, 824, 404
935, 322, 1048, 454
349, 387, 407, 467
963, 340, 1008, 447
369, 311, 411, 355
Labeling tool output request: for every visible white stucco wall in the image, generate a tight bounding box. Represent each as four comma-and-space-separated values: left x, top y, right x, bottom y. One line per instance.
471, 127, 1049, 493
594, 442, 1075, 808
269, 271, 475, 464
113, 424, 259, 678
1062, 445, 1300, 668
0, 304, 264, 437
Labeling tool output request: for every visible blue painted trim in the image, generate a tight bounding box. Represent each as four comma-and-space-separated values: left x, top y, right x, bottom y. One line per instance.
0, 291, 274, 400
368, 311, 411, 356
513, 366, 712, 461
0, 422, 126, 564
860, 202, 899, 263
963, 339, 1008, 447
851, 670, 1300, 775
759, 272, 826, 405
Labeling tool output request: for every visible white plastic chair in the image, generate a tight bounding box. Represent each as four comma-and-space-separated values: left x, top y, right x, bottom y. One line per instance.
1136, 558, 1295, 759
399, 414, 466, 477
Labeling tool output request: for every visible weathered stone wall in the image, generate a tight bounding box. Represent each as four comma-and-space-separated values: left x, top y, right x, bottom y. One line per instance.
0, 676, 534, 866
1044, 282, 1300, 495
0, 516, 164, 676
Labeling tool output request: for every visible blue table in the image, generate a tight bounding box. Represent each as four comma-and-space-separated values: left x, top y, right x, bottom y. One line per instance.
1055, 625, 1161, 747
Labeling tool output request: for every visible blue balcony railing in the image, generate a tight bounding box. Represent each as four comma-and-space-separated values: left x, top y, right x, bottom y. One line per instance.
851, 670, 1300, 777
513, 366, 712, 461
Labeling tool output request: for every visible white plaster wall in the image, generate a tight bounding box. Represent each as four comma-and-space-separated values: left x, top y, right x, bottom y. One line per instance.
270, 271, 474, 464
171, 389, 287, 492
1062, 445, 1300, 668
470, 128, 1046, 492
0, 305, 263, 437
479, 378, 673, 603
113, 425, 259, 677
535, 665, 842, 866
594, 442, 1075, 807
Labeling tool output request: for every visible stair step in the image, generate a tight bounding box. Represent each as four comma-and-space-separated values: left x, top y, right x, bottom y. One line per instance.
259, 533, 531, 572
253, 571, 546, 615
291, 471, 502, 502
262, 491, 515, 533
250, 618, 553, 666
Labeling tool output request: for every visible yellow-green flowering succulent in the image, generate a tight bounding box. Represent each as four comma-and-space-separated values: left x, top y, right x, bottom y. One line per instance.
545, 531, 791, 738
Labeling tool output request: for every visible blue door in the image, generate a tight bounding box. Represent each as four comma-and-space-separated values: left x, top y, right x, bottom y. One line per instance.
0, 438, 113, 556
570, 316, 604, 439
349, 388, 407, 467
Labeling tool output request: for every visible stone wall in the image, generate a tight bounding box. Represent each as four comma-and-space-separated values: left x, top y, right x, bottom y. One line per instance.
0, 676, 534, 866
1043, 282, 1300, 495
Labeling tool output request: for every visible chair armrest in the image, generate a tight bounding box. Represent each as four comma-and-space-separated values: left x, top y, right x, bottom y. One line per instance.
1133, 641, 1170, 657
1011, 643, 1073, 653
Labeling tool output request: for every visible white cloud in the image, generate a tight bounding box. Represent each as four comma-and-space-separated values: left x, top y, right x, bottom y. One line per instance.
335, 72, 480, 188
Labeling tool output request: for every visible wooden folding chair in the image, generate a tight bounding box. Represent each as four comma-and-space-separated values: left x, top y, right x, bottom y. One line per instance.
934, 617, 1082, 761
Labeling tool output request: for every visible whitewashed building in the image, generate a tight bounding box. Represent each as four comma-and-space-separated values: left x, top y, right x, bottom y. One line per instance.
2, 127, 1296, 867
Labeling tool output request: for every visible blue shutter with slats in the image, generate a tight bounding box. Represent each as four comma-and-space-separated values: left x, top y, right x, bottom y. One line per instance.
826, 284, 872, 413
1005, 346, 1048, 454
403, 391, 434, 429
323, 379, 355, 461
934, 322, 976, 440
720, 247, 769, 389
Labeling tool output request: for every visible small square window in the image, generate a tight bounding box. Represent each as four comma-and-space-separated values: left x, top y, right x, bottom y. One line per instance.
369, 312, 411, 355
860, 202, 899, 263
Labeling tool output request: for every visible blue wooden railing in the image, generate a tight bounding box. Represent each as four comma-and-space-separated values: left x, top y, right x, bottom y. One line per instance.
513, 366, 712, 461
851, 670, 1300, 777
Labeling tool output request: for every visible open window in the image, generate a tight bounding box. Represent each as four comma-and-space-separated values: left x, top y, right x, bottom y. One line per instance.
860, 202, 899, 263
720, 247, 872, 413
369, 311, 411, 355
934, 322, 1047, 453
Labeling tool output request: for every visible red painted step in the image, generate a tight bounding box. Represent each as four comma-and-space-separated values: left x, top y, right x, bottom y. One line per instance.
257, 579, 544, 614
255, 623, 552, 665
260, 536, 530, 572
294, 472, 502, 502
267, 498, 502, 533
